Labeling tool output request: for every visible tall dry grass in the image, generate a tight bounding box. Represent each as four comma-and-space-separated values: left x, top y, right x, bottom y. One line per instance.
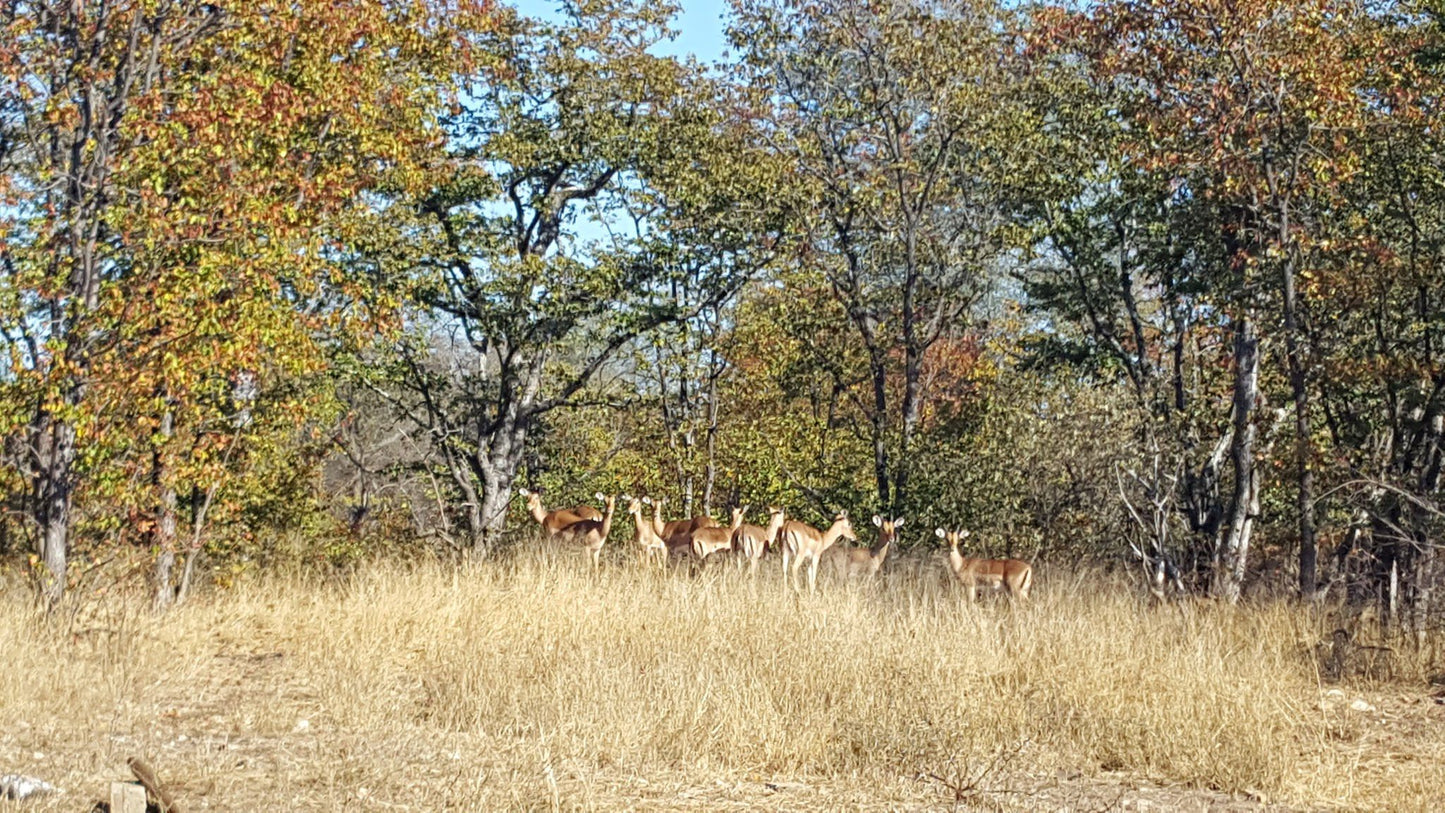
0, 542, 1441, 811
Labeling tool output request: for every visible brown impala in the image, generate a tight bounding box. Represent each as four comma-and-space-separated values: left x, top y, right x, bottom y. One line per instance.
732, 505, 785, 577
935, 528, 1032, 601
626, 496, 667, 570
651, 497, 722, 548
519, 488, 599, 538
824, 515, 902, 581
779, 511, 856, 593
550, 493, 617, 570
689, 507, 745, 564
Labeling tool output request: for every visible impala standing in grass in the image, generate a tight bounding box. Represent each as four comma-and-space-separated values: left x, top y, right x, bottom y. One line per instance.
655, 499, 722, 547
824, 515, 901, 582
519, 488, 601, 539
689, 507, 745, 565
935, 528, 1032, 601
732, 505, 785, 577
779, 511, 856, 593
626, 496, 668, 570
550, 494, 617, 570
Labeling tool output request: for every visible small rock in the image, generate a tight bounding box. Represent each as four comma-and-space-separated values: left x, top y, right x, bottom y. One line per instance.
1349, 698, 1377, 713
0, 774, 60, 800
293, 719, 310, 733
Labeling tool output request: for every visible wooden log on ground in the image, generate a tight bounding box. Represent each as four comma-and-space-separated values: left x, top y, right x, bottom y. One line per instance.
127, 757, 183, 813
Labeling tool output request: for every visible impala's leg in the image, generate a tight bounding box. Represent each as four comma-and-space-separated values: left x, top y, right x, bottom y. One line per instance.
807, 554, 821, 594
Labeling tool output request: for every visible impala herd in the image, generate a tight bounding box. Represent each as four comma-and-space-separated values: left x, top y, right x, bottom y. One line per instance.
517, 488, 1033, 600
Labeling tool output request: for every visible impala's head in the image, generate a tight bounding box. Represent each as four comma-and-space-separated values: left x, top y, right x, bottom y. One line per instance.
934, 527, 970, 549
833, 511, 856, 542
625, 495, 643, 515
873, 515, 905, 544
518, 488, 543, 512
767, 505, 785, 523
731, 505, 749, 527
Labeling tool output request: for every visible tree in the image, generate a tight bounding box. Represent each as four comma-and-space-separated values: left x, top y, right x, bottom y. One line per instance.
1062, 0, 1390, 600
1308, 2, 1445, 633
356, 0, 778, 552
730, 0, 1027, 516
0, 0, 490, 605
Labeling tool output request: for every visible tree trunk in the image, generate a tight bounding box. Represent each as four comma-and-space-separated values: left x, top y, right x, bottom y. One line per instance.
1281, 242, 1317, 600
152, 489, 178, 611
869, 357, 891, 512
474, 401, 533, 554
35, 418, 76, 608
152, 408, 178, 612
1409, 534, 1432, 648
702, 353, 720, 516
897, 330, 922, 517
476, 472, 509, 555
1216, 313, 1260, 603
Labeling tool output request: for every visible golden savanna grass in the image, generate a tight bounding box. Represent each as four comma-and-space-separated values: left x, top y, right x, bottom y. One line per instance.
1, 543, 1442, 811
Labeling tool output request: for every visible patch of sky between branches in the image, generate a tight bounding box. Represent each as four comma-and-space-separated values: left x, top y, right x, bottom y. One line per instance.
505, 1, 729, 256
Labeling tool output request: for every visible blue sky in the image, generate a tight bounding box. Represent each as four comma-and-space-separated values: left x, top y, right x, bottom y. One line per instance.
514, 0, 730, 64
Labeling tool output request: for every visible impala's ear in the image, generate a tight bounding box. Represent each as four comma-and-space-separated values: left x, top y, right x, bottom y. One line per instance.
517, 487, 530, 497
741, 504, 750, 515
594, 491, 605, 502
641, 496, 652, 505
935, 527, 946, 539
872, 514, 882, 527
621, 494, 632, 503
960, 529, 971, 538
894, 518, 906, 529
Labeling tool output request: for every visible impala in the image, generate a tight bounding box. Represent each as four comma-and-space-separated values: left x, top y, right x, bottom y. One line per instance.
689, 507, 745, 564
519, 488, 595, 539
732, 505, 785, 577
552, 493, 617, 570
824, 515, 902, 581
935, 528, 1032, 601
657, 504, 722, 547
651, 498, 698, 561
779, 511, 856, 593
627, 496, 668, 569
570, 496, 604, 522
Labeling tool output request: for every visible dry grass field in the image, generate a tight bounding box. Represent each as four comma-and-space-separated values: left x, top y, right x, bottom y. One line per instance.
1, 542, 1443, 811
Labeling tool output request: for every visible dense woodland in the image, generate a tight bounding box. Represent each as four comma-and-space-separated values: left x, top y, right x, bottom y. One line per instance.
2, 0, 1444, 635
